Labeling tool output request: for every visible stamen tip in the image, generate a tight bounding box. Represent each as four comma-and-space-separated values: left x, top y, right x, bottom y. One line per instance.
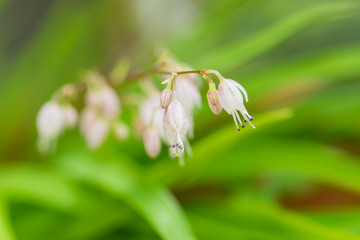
237, 128, 240, 131
242, 125, 245, 128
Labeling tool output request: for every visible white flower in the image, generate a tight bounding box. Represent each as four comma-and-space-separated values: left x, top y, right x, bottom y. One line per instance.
143, 127, 161, 158
62, 105, 78, 128
36, 101, 64, 153
176, 75, 201, 138
80, 108, 109, 149
218, 78, 255, 130
140, 94, 165, 158
163, 99, 189, 164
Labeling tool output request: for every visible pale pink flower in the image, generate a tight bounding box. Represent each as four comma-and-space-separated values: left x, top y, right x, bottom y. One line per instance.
176, 75, 201, 138
218, 78, 254, 130
86, 86, 121, 120
80, 108, 109, 149
140, 95, 161, 127
140, 94, 165, 158
62, 105, 78, 128
143, 128, 161, 158
36, 101, 64, 153
163, 100, 189, 164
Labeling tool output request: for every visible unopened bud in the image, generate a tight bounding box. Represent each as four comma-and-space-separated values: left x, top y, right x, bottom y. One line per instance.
207, 83, 222, 115
160, 89, 172, 109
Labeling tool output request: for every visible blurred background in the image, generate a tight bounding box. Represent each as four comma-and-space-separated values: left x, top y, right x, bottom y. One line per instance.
1, 0, 360, 239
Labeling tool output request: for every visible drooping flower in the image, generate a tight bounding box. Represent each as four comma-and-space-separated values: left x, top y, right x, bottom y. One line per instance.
36, 101, 64, 153
143, 127, 161, 158
85, 85, 121, 121
80, 108, 109, 149
206, 70, 254, 130
140, 94, 165, 158
163, 99, 189, 165
176, 75, 201, 138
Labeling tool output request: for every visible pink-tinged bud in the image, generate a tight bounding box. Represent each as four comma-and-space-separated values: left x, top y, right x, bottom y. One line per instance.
80, 108, 109, 149
160, 89, 172, 109
143, 128, 161, 158
62, 105, 78, 128
207, 89, 222, 115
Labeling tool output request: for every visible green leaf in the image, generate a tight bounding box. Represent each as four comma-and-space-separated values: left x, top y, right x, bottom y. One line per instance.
0, 168, 79, 212
0, 198, 15, 240
57, 151, 197, 240
148, 108, 293, 185
188, 202, 360, 240
195, 2, 354, 71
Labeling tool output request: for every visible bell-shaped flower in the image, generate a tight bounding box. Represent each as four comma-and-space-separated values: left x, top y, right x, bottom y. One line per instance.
143, 127, 161, 158
139, 94, 165, 158
176, 75, 201, 138
80, 108, 109, 149
36, 101, 64, 153
86, 86, 121, 121
163, 99, 189, 165
218, 78, 255, 130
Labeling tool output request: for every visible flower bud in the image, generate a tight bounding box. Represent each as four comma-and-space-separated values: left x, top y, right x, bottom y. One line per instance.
207, 83, 222, 115
160, 89, 172, 109
143, 128, 161, 158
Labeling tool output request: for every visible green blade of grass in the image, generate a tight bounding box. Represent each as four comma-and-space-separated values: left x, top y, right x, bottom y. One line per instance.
148, 108, 293, 185
195, 2, 353, 71
57, 151, 197, 240
0, 198, 14, 240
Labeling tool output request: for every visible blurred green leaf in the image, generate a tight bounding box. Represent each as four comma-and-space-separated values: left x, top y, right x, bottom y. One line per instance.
0, 198, 14, 240
195, 1, 354, 70
149, 108, 293, 185
0, 168, 79, 212
188, 201, 360, 240
57, 151, 197, 240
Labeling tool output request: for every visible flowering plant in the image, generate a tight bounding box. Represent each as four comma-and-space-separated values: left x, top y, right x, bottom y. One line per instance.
36, 54, 254, 165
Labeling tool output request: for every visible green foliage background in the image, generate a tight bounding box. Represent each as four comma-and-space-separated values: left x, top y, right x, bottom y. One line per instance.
0, 0, 360, 239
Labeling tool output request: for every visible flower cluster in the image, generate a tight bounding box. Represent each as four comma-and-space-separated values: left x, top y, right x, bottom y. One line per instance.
36, 71, 128, 153
36, 54, 254, 165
